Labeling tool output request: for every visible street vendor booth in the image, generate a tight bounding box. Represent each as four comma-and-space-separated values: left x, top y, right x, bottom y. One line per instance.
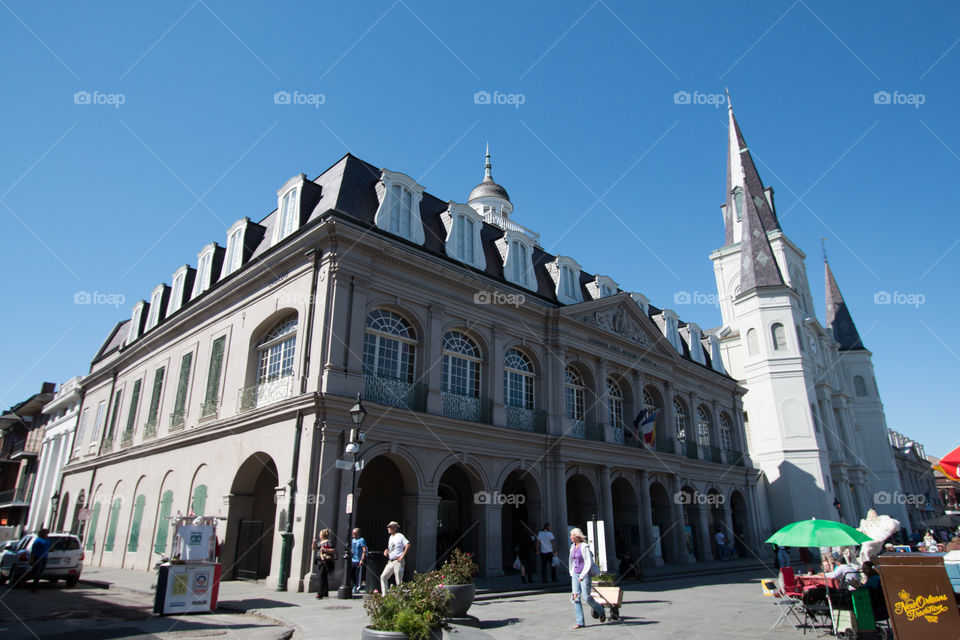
154, 515, 223, 615
876, 552, 960, 640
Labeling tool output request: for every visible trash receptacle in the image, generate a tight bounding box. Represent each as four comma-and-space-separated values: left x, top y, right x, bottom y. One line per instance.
365, 552, 386, 593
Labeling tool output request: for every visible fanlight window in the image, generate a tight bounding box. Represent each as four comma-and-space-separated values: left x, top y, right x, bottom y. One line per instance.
504, 348, 535, 409
607, 379, 623, 429
363, 310, 417, 381
673, 398, 687, 442
258, 315, 297, 384
696, 407, 712, 447
442, 331, 480, 397
720, 414, 733, 451
565, 366, 585, 421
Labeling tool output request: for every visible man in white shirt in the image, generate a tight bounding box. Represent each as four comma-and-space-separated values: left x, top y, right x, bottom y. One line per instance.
537, 522, 558, 583
714, 530, 728, 560
380, 521, 411, 593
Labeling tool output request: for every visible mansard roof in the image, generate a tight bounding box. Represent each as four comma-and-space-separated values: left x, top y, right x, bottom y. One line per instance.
100, 151, 724, 375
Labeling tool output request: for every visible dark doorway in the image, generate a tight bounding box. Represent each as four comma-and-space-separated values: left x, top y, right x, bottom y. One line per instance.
235, 520, 264, 580
227, 453, 278, 581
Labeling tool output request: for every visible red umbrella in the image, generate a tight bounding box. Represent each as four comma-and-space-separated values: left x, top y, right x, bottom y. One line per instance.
935, 445, 960, 481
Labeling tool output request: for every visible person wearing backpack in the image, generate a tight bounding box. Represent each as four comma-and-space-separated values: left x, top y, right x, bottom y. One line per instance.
568, 527, 605, 628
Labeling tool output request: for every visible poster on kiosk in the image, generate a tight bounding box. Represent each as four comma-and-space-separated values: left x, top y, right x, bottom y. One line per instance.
154, 515, 223, 616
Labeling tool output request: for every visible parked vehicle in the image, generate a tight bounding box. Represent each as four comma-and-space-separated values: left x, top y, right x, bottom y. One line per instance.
0, 533, 84, 587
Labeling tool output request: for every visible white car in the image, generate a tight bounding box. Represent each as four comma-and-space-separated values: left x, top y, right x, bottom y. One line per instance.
0, 533, 84, 587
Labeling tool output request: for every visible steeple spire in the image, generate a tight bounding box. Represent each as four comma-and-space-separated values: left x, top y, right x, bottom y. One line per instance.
738, 172, 785, 292
824, 253, 865, 350
725, 94, 781, 244
484, 142, 493, 180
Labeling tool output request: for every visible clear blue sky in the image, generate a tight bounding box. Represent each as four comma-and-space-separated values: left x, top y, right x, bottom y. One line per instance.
2, 1, 957, 458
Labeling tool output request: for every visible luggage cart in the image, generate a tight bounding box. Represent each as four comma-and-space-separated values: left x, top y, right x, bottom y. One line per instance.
590, 584, 623, 620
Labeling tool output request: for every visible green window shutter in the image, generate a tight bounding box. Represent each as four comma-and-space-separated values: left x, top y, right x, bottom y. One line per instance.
154, 490, 174, 555
203, 337, 226, 412
85, 502, 101, 551
106, 389, 123, 441
172, 353, 193, 425
191, 484, 207, 517
124, 379, 142, 437
128, 495, 146, 552
104, 499, 122, 551
147, 367, 166, 423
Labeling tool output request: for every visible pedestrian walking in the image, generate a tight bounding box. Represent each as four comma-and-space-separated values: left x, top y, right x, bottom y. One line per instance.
537, 522, 558, 583
30, 529, 52, 592
515, 524, 536, 584
312, 528, 336, 599
351, 528, 367, 593
568, 527, 604, 629
380, 521, 411, 593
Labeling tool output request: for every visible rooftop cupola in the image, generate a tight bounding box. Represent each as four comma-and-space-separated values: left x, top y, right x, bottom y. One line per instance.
468, 143, 513, 217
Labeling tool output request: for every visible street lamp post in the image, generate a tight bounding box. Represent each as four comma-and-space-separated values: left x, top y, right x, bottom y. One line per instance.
50, 491, 60, 531
337, 394, 367, 599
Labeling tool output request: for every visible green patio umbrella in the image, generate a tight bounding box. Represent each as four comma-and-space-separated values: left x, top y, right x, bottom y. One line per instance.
765, 517, 873, 547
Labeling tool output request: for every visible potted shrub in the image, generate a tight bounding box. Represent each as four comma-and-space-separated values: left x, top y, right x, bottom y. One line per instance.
594, 571, 616, 587
438, 549, 479, 618
362, 571, 451, 640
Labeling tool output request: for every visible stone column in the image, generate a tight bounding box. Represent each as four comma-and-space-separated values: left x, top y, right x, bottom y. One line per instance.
687, 390, 699, 457
638, 470, 661, 567
599, 466, 615, 572
596, 358, 609, 425
307, 423, 342, 592
402, 495, 438, 577
697, 505, 714, 562
478, 503, 504, 577
710, 399, 722, 450
552, 460, 569, 559
425, 305, 446, 415
663, 381, 676, 454
670, 475, 693, 564
343, 275, 369, 389
490, 326, 506, 427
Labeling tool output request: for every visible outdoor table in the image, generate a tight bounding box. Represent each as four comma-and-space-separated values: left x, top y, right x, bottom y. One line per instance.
795, 575, 838, 590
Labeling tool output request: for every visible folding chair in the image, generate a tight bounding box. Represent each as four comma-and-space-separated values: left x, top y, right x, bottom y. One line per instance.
762, 579, 802, 631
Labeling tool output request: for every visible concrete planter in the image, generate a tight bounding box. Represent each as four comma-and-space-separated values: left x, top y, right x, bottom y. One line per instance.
361, 627, 442, 640
442, 582, 476, 618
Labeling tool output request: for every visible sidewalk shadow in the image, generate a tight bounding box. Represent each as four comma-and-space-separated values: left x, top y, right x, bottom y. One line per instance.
449, 615, 521, 630
218, 597, 299, 611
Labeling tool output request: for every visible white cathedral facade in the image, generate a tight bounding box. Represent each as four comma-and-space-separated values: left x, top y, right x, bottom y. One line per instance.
709, 101, 910, 533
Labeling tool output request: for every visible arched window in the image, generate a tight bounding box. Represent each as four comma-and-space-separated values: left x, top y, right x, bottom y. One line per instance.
564, 366, 586, 421
771, 323, 787, 351
719, 413, 733, 451
363, 309, 417, 381
746, 328, 759, 355
673, 398, 687, 442
441, 331, 480, 397
853, 375, 868, 397
607, 379, 623, 429
696, 407, 712, 447
257, 315, 297, 384
504, 348, 535, 409
643, 389, 657, 413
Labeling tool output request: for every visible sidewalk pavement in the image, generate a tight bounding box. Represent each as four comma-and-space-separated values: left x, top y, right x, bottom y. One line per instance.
80, 557, 778, 640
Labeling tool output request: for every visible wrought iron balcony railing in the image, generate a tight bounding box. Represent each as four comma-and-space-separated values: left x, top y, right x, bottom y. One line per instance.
504, 405, 546, 434
362, 374, 427, 412
568, 418, 586, 438
143, 418, 157, 438
656, 436, 676, 454
200, 399, 219, 419
238, 374, 295, 413
441, 392, 492, 424
723, 449, 746, 467
703, 444, 723, 464
612, 425, 625, 445
169, 409, 186, 430
120, 431, 133, 448
584, 421, 605, 443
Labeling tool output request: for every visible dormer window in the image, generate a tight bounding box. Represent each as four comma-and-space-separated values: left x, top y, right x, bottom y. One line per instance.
441, 203, 485, 269
587, 275, 619, 300
496, 230, 535, 289
661, 309, 683, 354
374, 170, 425, 244
127, 301, 146, 343
167, 265, 189, 316
546, 256, 583, 304
192, 244, 216, 299
273, 174, 305, 245
222, 219, 248, 278
686, 322, 706, 364
145, 284, 165, 330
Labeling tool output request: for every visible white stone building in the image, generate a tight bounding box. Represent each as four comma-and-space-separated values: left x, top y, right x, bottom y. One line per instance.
25, 377, 83, 532
709, 100, 910, 533
58, 149, 762, 590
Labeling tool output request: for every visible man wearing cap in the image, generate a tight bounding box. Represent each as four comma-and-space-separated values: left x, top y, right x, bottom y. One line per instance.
380, 521, 411, 593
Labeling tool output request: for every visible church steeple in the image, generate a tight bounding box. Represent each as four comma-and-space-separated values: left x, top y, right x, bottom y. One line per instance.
824, 256, 865, 350
738, 170, 785, 292
725, 94, 780, 245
